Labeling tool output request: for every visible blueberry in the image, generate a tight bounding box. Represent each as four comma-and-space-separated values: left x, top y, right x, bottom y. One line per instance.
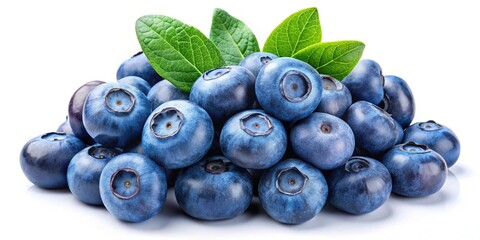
394, 119, 404, 145
290, 112, 355, 170
378, 75, 415, 128
99, 153, 167, 223
342, 59, 384, 104
174, 156, 253, 220
83, 82, 151, 148
315, 75, 352, 117
239, 52, 278, 77
57, 116, 73, 135
344, 101, 398, 156
258, 158, 328, 224
142, 100, 214, 169
381, 142, 448, 197
116, 51, 163, 86
68, 80, 105, 144
403, 120, 460, 167
20, 132, 86, 189
327, 156, 392, 215
190, 66, 255, 127
255, 57, 323, 122
67, 145, 121, 205
117, 76, 151, 96
220, 109, 287, 169
147, 80, 189, 110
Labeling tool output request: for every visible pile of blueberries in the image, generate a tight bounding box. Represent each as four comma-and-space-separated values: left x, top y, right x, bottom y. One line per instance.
20, 51, 461, 225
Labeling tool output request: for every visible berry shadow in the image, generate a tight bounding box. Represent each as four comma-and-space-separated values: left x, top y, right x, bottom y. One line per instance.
26, 185, 108, 216
316, 201, 394, 226
27, 185, 71, 195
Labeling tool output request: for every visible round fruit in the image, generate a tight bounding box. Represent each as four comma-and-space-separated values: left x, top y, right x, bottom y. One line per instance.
83, 82, 151, 148
327, 156, 392, 215
342, 59, 384, 104
99, 153, 167, 223
315, 75, 352, 117
116, 51, 163, 86
142, 100, 214, 169
174, 156, 253, 220
344, 101, 398, 156
20, 132, 86, 189
378, 75, 415, 128
220, 109, 287, 169
290, 112, 355, 170
403, 120, 460, 167
255, 57, 323, 122
239, 52, 278, 77
382, 142, 448, 197
147, 80, 189, 110
190, 66, 255, 126
258, 158, 328, 224
67, 145, 121, 205
68, 80, 104, 144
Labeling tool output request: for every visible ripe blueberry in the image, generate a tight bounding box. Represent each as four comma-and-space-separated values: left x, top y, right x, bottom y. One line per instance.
220, 109, 287, 169
255, 57, 323, 122
20, 132, 86, 189
142, 100, 214, 169
403, 120, 460, 167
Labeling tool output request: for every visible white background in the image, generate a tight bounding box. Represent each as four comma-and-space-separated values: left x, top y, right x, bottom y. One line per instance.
1, 0, 479, 239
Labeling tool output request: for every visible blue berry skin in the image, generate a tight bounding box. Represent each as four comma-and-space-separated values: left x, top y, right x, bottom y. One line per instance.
255, 57, 323, 122
290, 112, 355, 170
67, 145, 121, 205
20, 132, 86, 189
394, 120, 405, 145
381, 142, 447, 197
220, 109, 287, 169
147, 80, 189, 110
57, 116, 74, 135
99, 153, 167, 223
342, 59, 384, 104
83, 82, 151, 148
142, 100, 214, 169
117, 76, 151, 96
258, 158, 328, 224
403, 120, 460, 168
378, 75, 415, 129
327, 156, 392, 215
68, 80, 105, 145
174, 156, 253, 220
315, 76, 352, 117
116, 51, 163, 86
239, 52, 278, 77
344, 101, 398, 156
190, 66, 255, 127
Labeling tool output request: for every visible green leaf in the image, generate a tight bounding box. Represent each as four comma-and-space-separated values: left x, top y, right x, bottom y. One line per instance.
210, 8, 260, 65
293, 40, 365, 80
136, 15, 225, 92
263, 7, 321, 57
